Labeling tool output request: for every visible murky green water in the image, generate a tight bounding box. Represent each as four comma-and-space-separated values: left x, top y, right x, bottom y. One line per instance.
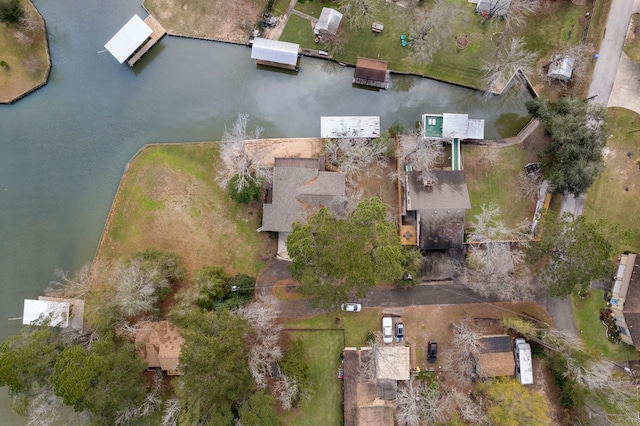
0, 0, 530, 422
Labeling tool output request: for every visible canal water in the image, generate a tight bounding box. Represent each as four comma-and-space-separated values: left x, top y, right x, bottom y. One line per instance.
0, 0, 530, 422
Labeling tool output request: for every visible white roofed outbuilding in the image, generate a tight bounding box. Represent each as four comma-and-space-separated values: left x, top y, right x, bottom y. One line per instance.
321, 116, 380, 138
251, 37, 300, 70
104, 15, 153, 64
315, 8, 343, 36
547, 56, 575, 82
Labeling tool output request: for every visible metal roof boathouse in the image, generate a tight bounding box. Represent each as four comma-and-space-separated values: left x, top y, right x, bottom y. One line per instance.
250, 37, 300, 70
104, 14, 167, 67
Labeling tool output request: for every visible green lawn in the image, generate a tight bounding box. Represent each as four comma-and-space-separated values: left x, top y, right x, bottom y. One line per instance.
0, 0, 50, 103
295, 0, 336, 17
463, 144, 536, 229
278, 0, 591, 91
572, 290, 639, 362
272, 0, 291, 16
285, 308, 382, 346
279, 329, 345, 426
280, 14, 326, 50
97, 143, 271, 275
583, 108, 640, 253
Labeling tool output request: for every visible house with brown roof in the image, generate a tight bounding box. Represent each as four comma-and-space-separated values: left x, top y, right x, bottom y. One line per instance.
477, 335, 515, 378
402, 169, 471, 259
610, 253, 640, 349
259, 157, 346, 260
135, 321, 184, 375
353, 58, 390, 89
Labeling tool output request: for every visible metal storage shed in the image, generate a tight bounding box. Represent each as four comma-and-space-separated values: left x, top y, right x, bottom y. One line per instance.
104, 15, 153, 64
547, 56, 575, 81
251, 37, 300, 70
315, 8, 343, 36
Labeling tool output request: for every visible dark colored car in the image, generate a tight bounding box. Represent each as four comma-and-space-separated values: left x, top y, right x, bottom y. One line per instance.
395, 322, 405, 343
427, 341, 438, 363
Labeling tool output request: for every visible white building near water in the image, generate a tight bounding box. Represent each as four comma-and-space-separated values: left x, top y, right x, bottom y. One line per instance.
320, 116, 380, 138
250, 38, 300, 70
104, 15, 153, 64
22, 299, 70, 328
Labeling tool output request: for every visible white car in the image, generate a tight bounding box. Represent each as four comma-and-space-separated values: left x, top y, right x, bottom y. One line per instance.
341, 303, 362, 312
382, 317, 393, 343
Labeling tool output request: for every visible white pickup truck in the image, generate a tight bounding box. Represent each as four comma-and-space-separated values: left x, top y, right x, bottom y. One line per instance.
382, 317, 393, 344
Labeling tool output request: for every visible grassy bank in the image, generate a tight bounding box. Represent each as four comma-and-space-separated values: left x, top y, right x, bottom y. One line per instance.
279, 328, 345, 426
583, 108, 640, 253
96, 143, 273, 275
572, 290, 639, 362
463, 144, 536, 228
0, 0, 49, 103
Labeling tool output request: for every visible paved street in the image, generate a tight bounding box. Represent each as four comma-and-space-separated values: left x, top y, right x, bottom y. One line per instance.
587, 0, 634, 103
555, 0, 637, 337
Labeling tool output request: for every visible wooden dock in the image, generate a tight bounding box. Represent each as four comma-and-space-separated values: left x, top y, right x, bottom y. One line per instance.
127, 15, 167, 67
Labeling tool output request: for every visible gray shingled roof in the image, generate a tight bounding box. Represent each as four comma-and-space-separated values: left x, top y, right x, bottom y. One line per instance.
622, 256, 640, 349
262, 158, 346, 232
406, 170, 471, 211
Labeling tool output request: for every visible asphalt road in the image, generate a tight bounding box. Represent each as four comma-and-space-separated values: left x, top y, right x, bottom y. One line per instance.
553, 0, 634, 338
587, 0, 635, 103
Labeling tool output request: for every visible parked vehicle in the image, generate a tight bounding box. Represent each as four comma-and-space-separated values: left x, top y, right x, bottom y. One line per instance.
341, 303, 362, 312
514, 338, 533, 385
382, 317, 393, 343
395, 322, 405, 343
427, 341, 438, 363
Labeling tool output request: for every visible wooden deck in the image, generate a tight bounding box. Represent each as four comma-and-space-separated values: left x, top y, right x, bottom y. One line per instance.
127, 15, 167, 67
400, 224, 417, 246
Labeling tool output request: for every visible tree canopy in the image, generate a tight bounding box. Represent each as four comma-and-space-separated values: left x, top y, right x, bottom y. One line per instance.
478, 378, 551, 426
286, 197, 421, 308
526, 97, 606, 197
177, 309, 253, 424
527, 213, 615, 297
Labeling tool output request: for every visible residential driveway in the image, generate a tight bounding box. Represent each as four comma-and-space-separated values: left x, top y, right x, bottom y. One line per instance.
609, 53, 640, 114
587, 0, 634, 103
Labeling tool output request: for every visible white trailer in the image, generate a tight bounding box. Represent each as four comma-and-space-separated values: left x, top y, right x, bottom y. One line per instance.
514, 338, 533, 385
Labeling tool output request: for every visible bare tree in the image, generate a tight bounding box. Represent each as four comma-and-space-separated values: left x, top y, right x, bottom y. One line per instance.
218, 114, 270, 192
483, 36, 537, 94
515, 171, 542, 201
408, 1, 457, 65
115, 370, 163, 425
396, 379, 453, 425
236, 297, 283, 390
546, 43, 595, 92
323, 137, 389, 185
359, 331, 382, 381
45, 262, 98, 298
25, 388, 64, 426
462, 203, 538, 301
112, 259, 169, 317
505, 0, 540, 29
450, 390, 489, 425
443, 319, 485, 384
339, 0, 379, 30
274, 375, 298, 411
161, 397, 181, 426
398, 131, 445, 184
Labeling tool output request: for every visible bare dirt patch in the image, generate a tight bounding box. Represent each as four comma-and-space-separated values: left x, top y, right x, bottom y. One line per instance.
244, 138, 324, 166
143, 0, 266, 43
